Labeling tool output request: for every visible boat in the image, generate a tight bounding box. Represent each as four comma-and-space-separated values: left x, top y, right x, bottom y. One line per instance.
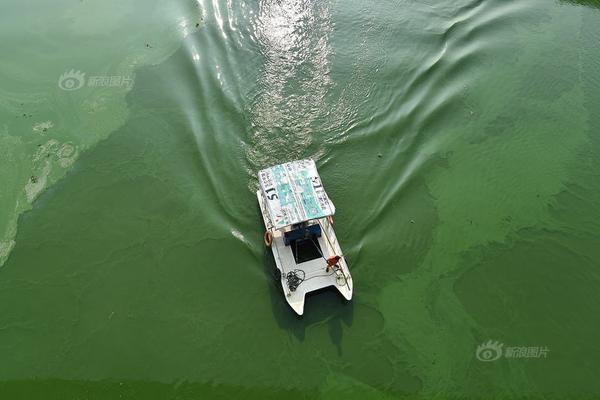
257, 159, 353, 315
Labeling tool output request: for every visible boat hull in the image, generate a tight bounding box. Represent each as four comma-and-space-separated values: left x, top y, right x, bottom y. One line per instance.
257, 190, 353, 315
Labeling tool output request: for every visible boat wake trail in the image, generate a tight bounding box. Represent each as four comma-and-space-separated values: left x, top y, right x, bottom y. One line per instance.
244, 0, 335, 175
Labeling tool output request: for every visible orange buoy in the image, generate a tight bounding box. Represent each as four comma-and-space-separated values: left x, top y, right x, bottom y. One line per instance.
264, 231, 273, 247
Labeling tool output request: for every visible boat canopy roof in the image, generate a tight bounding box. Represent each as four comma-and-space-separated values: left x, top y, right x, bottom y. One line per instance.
258, 159, 335, 229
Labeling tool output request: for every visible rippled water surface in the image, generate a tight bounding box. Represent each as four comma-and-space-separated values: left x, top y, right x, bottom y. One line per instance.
1, 0, 600, 398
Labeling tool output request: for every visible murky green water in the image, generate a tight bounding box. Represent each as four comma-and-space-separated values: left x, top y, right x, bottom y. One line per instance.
1, 0, 600, 398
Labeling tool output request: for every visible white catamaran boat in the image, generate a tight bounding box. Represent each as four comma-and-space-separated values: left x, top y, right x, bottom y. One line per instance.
257, 159, 353, 315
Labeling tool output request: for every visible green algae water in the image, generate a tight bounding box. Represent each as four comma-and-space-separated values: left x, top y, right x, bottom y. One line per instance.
1, 0, 600, 398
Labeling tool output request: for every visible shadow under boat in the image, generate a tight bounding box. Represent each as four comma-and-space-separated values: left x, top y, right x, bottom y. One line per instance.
263, 246, 354, 348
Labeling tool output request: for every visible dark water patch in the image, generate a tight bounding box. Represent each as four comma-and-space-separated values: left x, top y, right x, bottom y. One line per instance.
560, 0, 600, 9
454, 226, 600, 396
0, 379, 316, 400
468, 113, 517, 145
